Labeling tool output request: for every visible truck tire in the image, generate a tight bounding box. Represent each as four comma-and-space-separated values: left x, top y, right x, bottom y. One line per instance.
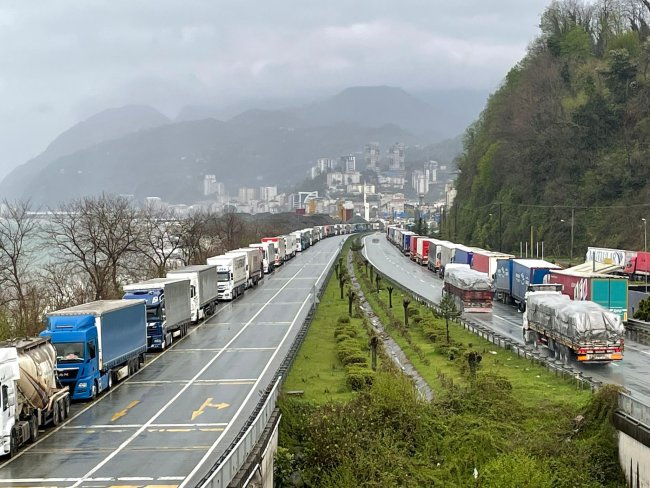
90, 382, 98, 401
9, 431, 17, 458
108, 371, 114, 390
29, 416, 39, 443
52, 404, 61, 426
63, 396, 71, 419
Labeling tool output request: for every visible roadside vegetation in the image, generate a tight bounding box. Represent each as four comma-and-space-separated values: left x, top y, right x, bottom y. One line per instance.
276, 244, 625, 487
448, 0, 650, 253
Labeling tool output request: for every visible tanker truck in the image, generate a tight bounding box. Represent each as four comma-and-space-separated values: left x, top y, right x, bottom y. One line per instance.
0, 337, 71, 457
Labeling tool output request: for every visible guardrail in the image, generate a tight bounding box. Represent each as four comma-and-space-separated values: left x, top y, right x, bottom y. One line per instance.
368, 238, 650, 432
625, 318, 650, 345
187, 236, 347, 488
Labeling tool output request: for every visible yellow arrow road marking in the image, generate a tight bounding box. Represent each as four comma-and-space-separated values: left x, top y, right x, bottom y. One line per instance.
191, 398, 230, 421
112, 400, 140, 422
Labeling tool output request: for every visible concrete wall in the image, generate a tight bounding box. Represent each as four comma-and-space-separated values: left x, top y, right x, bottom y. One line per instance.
619, 431, 650, 488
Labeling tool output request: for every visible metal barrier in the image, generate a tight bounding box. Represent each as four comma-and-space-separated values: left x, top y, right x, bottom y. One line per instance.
187, 236, 347, 488
625, 318, 650, 345
618, 391, 650, 428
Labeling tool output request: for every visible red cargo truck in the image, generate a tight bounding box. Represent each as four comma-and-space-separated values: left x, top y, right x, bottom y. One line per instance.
416, 238, 435, 265
409, 235, 423, 261
471, 250, 515, 278
624, 251, 650, 277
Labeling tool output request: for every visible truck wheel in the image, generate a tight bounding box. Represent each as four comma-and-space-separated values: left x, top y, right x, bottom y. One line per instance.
108, 372, 114, 390
90, 382, 98, 401
9, 431, 17, 458
29, 416, 39, 443
52, 404, 61, 426
63, 396, 71, 419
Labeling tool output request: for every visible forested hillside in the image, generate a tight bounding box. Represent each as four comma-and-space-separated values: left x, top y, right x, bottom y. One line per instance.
450, 0, 650, 257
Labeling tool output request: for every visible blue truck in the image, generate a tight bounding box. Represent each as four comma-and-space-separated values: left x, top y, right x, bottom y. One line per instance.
123, 277, 191, 350
453, 245, 474, 266
41, 300, 147, 401
495, 258, 560, 311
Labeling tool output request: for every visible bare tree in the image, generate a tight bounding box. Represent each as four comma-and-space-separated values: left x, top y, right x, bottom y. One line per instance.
178, 211, 221, 265
0, 200, 41, 335
45, 194, 139, 299
39, 262, 95, 311
216, 209, 247, 251
136, 206, 184, 277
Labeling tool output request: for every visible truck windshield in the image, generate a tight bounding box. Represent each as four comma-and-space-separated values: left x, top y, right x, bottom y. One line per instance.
54, 342, 84, 363
217, 271, 230, 282
147, 306, 162, 321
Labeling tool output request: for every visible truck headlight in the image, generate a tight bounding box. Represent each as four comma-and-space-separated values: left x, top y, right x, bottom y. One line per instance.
77, 382, 87, 389
152, 296, 159, 304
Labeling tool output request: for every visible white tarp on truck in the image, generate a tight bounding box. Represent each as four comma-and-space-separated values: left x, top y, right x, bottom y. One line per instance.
444, 265, 493, 291
526, 293, 624, 343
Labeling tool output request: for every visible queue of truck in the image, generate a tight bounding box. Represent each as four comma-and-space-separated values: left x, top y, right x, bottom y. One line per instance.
0, 222, 377, 457
385, 224, 626, 365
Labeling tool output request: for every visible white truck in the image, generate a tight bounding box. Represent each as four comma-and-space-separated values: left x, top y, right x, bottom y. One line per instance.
226, 248, 262, 288
123, 277, 192, 350
0, 337, 71, 457
208, 254, 247, 300
262, 237, 286, 267
250, 242, 276, 273
167, 264, 219, 323
282, 234, 297, 260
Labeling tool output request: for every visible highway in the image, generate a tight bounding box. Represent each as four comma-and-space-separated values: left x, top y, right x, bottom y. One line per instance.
0, 235, 345, 488
363, 233, 650, 405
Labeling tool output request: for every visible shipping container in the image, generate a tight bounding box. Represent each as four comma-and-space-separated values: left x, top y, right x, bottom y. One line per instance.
511, 259, 561, 309
472, 250, 516, 278
549, 270, 628, 321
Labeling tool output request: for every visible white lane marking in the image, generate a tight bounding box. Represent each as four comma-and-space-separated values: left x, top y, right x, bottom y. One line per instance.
181, 237, 343, 487
642, 351, 650, 356
127, 378, 257, 385
182, 291, 311, 486
0, 295, 232, 470
69, 262, 312, 488
63, 423, 228, 429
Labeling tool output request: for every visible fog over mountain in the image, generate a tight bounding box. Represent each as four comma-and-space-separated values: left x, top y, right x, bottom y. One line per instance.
1, 86, 473, 206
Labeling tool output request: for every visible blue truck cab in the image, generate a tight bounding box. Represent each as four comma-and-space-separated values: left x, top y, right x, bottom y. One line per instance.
41, 300, 147, 401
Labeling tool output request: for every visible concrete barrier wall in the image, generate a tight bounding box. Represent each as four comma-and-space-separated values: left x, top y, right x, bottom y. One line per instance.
619, 431, 650, 488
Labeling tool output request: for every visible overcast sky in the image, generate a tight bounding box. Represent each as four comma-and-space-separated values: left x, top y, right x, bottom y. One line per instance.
0, 0, 550, 178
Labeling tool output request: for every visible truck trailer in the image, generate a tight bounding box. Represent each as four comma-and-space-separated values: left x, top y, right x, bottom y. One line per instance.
415, 238, 435, 266
495, 258, 560, 310
523, 285, 624, 363
207, 254, 247, 300
471, 250, 515, 278
549, 269, 628, 321
167, 265, 219, 323
443, 264, 495, 312
0, 337, 71, 457
262, 237, 286, 267
282, 234, 297, 259
409, 235, 424, 261
42, 300, 147, 400
251, 242, 276, 272
227, 248, 263, 288
123, 277, 191, 350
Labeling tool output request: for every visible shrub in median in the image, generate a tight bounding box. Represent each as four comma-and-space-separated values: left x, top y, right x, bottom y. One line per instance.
345, 365, 374, 390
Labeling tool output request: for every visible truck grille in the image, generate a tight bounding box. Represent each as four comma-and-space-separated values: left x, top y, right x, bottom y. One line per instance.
57, 368, 79, 380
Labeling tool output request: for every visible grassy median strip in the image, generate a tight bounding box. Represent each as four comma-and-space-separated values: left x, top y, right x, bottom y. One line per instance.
282, 238, 374, 403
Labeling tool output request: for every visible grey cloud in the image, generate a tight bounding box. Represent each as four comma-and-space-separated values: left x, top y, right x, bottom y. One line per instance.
0, 0, 550, 177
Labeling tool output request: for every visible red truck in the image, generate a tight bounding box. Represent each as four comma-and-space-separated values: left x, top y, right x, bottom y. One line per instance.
415, 238, 435, 266
409, 235, 423, 261
443, 264, 495, 313
549, 269, 629, 321
471, 249, 515, 278
624, 251, 650, 277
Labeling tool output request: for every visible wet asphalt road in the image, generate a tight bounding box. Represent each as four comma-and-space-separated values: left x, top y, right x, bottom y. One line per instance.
0, 235, 345, 488
363, 233, 650, 405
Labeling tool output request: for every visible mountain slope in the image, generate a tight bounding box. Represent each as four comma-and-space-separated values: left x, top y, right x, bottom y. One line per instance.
297, 86, 442, 136
16, 119, 417, 205
0, 105, 169, 199
449, 1, 650, 254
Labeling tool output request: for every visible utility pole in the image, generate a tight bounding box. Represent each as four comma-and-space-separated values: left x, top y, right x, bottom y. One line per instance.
570, 207, 575, 266
643, 218, 647, 293
498, 202, 502, 252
